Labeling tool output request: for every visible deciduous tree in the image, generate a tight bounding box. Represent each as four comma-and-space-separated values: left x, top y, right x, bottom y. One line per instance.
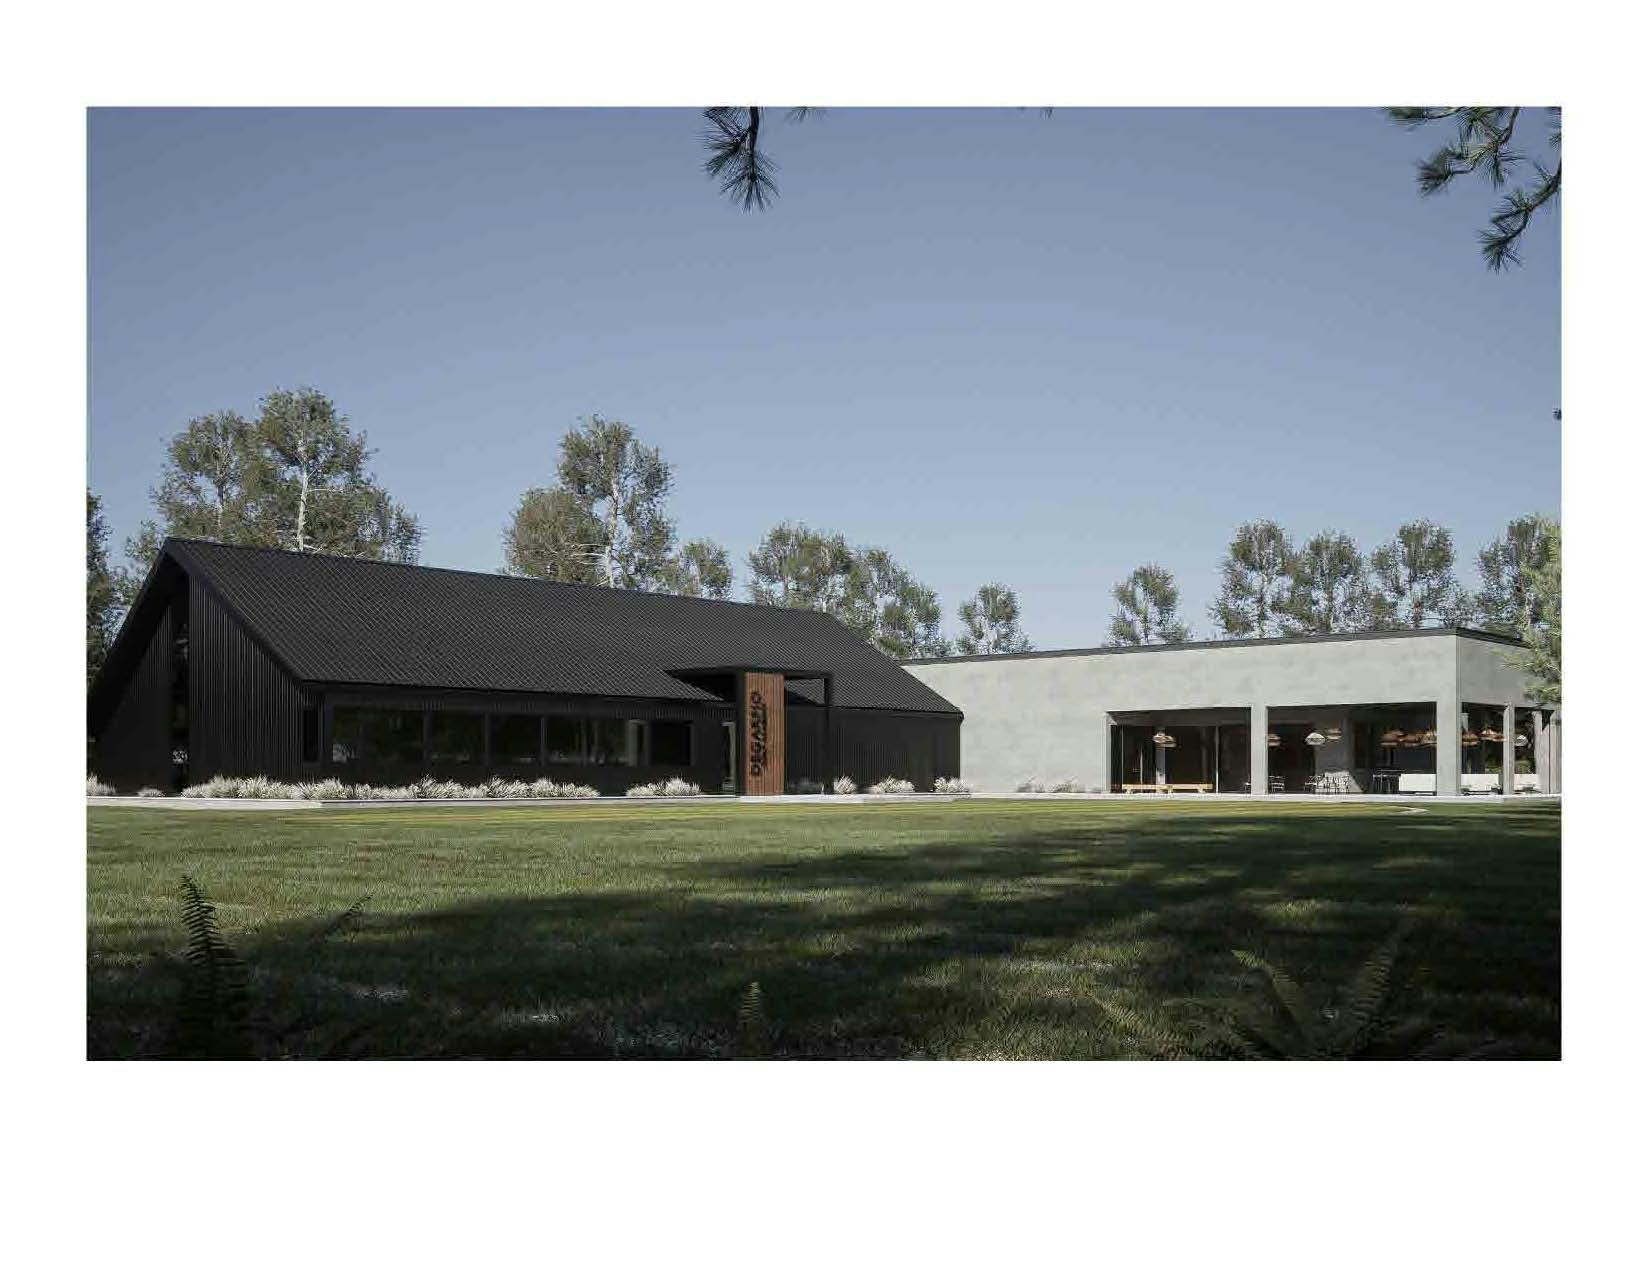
1513, 517, 1560, 704
1283, 531, 1372, 634
1474, 514, 1557, 635
502, 487, 605, 583
552, 416, 677, 589
657, 538, 734, 600
123, 393, 421, 588
1368, 520, 1469, 629
252, 388, 421, 562
1210, 521, 1294, 638
747, 524, 948, 659
1109, 565, 1190, 645
956, 583, 1033, 655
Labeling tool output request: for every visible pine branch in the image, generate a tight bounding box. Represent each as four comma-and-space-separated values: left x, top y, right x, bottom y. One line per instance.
703, 108, 778, 211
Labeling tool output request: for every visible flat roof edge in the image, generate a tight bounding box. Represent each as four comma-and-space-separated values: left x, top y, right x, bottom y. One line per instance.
902, 626, 1527, 667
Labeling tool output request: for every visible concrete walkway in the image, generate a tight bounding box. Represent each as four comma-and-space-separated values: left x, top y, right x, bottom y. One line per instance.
87, 790, 1557, 812
87, 792, 971, 812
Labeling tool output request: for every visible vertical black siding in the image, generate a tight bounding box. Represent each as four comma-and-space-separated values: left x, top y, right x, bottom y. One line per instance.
94, 603, 174, 791
188, 578, 308, 782
786, 705, 960, 791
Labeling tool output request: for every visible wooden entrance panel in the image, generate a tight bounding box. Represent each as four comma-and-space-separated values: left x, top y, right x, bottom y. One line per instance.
740, 672, 786, 795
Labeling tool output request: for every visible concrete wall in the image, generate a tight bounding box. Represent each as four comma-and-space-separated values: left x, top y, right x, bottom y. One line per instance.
903, 629, 1552, 795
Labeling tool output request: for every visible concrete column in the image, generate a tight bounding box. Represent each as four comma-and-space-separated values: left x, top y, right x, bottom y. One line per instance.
1097, 712, 1113, 794
1249, 704, 1269, 796
1154, 736, 1167, 785
1550, 713, 1561, 794
1501, 704, 1517, 795
1435, 698, 1461, 796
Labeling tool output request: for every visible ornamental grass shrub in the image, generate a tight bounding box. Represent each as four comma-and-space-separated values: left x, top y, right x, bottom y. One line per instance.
181, 774, 602, 800
932, 776, 974, 795
832, 776, 858, 795
625, 778, 704, 797
868, 777, 916, 795
86, 776, 116, 796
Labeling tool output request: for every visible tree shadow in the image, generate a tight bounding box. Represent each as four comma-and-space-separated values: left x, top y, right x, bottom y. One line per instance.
88, 807, 1560, 1059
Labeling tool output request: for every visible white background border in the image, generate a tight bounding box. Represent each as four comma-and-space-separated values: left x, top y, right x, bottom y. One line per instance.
7, 2, 1642, 1270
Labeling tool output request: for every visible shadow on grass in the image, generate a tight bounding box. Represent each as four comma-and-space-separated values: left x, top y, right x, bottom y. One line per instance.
88, 808, 1560, 1060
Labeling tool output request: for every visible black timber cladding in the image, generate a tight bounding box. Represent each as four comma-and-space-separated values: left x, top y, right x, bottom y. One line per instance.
88, 539, 963, 791
159, 538, 960, 715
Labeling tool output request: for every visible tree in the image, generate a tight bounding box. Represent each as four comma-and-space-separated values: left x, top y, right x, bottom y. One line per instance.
1367, 520, 1469, 629
700, 108, 1058, 209
122, 410, 260, 588
252, 388, 421, 562
748, 523, 860, 612
1388, 107, 1561, 270
657, 538, 734, 600
1513, 517, 1560, 704
501, 487, 604, 583
1108, 565, 1190, 646
123, 391, 421, 586
1210, 521, 1294, 638
504, 416, 730, 597
1474, 514, 1557, 635
747, 523, 949, 659
956, 583, 1033, 655
553, 416, 677, 589
1282, 531, 1372, 634
87, 490, 120, 684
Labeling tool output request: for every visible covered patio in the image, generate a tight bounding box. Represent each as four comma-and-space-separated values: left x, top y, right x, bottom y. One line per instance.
1107, 701, 1556, 795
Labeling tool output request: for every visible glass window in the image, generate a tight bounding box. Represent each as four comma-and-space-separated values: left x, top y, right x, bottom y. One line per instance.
490, 714, 540, 766
430, 711, 485, 765
545, 716, 585, 762
302, 704, 320, 764
590, 717, 628, 765
333, 707, 424, 765
651, 720, 693, 767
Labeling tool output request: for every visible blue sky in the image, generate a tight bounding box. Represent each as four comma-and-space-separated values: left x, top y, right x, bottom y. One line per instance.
88, 108, 1559, 649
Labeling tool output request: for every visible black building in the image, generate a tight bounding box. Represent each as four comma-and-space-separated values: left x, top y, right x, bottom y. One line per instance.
88, 539, 963, 795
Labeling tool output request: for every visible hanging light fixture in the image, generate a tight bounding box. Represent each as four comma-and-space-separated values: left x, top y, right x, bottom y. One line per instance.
1480, 727, 1502, 744
1380, 729, 1405, 746
1325, 727, 1342, 742
1461, 731, 1480, 747
1266, 732, 1282, 747
1305, 730, 1328, 747
1420, 729, 1438, 747
1515, 733, 1529, 748
1151, 729, 1176, 748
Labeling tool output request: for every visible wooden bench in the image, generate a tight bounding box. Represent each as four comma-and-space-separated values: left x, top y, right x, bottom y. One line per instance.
1119, 782, 1214, 794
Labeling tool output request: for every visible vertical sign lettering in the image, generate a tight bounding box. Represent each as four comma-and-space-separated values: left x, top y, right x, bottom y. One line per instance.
748, 689, 768, 776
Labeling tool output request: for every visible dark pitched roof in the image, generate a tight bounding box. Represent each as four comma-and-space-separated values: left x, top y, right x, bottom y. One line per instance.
158, 539, 960, 714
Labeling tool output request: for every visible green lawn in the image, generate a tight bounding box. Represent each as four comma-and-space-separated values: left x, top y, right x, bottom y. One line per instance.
86, 799, 1560, 1059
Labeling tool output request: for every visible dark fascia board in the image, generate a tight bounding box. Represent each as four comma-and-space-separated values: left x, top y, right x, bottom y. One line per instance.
669, 666, 833, 679
305, 678, 961, 717
903, 625, 1528, 667
87, 552, 184, 727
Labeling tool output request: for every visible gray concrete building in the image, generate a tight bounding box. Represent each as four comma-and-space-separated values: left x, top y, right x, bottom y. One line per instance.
903, 627, 1558, 797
